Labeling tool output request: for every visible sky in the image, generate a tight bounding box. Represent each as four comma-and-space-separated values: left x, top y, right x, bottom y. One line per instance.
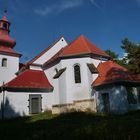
0, 0, 140, 62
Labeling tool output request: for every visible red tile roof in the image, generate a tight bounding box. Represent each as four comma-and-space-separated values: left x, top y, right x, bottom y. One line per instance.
60, 35, 109, 57
43, 35, 110, 69
3, 70, 53, 92
0, 34, 16, 48
0, 46, 22, 57
92, 61, 140, 87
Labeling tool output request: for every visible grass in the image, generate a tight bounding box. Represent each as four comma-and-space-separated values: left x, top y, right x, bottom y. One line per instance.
0, 111, 140, 140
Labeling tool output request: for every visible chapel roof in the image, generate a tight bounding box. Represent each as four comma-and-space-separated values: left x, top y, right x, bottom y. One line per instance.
2, 69, 53, 92
43, 35, 110, 68
60, 35, 110, 58
92, 60, 140, 87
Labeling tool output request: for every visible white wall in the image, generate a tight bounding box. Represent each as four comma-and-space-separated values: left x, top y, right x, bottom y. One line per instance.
0, 91, 53, 118
95, 85, 128, 114
45, 57, 105, 106
29, 65, 42, 71
61, 57, 102, 103
0, 54, 19, 86
33, 37, 67, 65
45, 57, 102, 106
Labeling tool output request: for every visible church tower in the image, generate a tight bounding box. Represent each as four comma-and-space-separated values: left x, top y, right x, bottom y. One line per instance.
0, 11, 21, 86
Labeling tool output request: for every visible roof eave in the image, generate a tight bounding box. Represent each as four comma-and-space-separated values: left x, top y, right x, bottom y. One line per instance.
3, 87, 54, 93
0, 51, 22, 57
92, 80, 140, 89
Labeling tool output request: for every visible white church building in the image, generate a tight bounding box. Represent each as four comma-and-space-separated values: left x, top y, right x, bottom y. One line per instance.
0, 13, 140, 118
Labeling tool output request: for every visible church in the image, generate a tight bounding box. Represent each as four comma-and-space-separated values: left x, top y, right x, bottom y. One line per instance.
0, 13, 140, 118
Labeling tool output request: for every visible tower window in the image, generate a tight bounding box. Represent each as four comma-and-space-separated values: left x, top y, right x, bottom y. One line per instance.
74, 64, 81, 83
2, 58, 7, 67
3, 23, 8, 29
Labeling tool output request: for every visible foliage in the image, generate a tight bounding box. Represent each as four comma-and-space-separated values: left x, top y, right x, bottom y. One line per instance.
105, 38, 140, 74
121, 38, 140, 74
105, 49, 119, 60
105, 49, 127, 68
0, 111, 140, 140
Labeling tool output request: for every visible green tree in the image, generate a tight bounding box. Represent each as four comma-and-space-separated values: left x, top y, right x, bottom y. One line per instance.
121, 38, 140, 74
105, 49, 127, 67
105, 49, 118, 60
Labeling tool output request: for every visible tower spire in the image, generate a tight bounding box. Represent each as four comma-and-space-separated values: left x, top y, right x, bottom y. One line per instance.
0, 10, 16, 48
4, 9, 7, 16
2, 9, 8, 22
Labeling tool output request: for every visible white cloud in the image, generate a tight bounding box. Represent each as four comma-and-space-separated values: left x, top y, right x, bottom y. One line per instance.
34, 7, 53, 16
34, 0, 84, 16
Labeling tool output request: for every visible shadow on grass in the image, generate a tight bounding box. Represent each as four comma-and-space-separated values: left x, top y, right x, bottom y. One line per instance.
0, 111, 140, 140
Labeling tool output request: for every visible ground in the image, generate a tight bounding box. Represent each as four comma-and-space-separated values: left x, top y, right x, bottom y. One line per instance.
0, 111, 140, 140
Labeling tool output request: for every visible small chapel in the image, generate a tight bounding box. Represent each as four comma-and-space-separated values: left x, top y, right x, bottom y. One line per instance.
0, 12, 140, 118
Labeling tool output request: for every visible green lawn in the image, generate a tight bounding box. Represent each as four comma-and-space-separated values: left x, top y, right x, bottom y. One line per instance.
0, 111, 140, 140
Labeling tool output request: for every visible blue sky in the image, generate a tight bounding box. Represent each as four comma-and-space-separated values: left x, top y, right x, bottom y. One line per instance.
0, 0, 140, 62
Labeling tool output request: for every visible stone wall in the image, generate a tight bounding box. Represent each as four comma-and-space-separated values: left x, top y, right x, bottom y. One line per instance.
52, 99, 96, 114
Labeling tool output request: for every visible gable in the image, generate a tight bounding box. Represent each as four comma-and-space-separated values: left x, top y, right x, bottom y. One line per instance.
28, 37, 68, 65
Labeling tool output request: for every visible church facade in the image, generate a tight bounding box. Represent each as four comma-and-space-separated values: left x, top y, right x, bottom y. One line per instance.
0, 13, 140, 118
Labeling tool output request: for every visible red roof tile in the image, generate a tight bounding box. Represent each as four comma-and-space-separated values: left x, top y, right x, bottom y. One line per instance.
43, 35, 110, 69
92, 61, 140, 87
0, 34, 16, 47
0, 46, 22, 57
60, 35, 109, 57
3, 70, 53, 92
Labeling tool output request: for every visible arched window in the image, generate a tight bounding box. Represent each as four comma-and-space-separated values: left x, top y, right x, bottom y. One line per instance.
2, 58, 7, 67
3, 23, 8, 29
74, 64, 81, 83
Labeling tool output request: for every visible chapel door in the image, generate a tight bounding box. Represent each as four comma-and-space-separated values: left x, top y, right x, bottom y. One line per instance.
29, 95, 42, 114
102, 93, 110, 113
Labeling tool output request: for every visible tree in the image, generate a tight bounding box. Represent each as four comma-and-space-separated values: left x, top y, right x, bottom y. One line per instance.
105, 49, 127, 68
105, 49, 118, 60
121, 38, 140, 74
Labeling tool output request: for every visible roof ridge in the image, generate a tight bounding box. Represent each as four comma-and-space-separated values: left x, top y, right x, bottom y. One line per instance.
80, 35, 91, 53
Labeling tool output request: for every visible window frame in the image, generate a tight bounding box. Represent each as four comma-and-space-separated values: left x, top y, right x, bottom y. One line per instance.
2, 58, 7, 67
74, 64, 81, 84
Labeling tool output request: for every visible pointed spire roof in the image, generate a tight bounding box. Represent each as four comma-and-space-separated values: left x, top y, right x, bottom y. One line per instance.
60, 35, 109, 58
1, 10, 9, 22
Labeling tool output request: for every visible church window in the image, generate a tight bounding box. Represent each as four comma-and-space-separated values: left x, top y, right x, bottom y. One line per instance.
74, 64, 81, 83
2, 58, 7, 67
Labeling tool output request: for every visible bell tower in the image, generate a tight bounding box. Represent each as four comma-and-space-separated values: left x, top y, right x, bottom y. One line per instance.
0, 10, 16, 49
0, 10, 22, 86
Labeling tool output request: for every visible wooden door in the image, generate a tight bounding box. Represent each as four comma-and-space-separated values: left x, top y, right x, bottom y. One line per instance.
102, 93, 110, 113
29, 95, 42, 114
